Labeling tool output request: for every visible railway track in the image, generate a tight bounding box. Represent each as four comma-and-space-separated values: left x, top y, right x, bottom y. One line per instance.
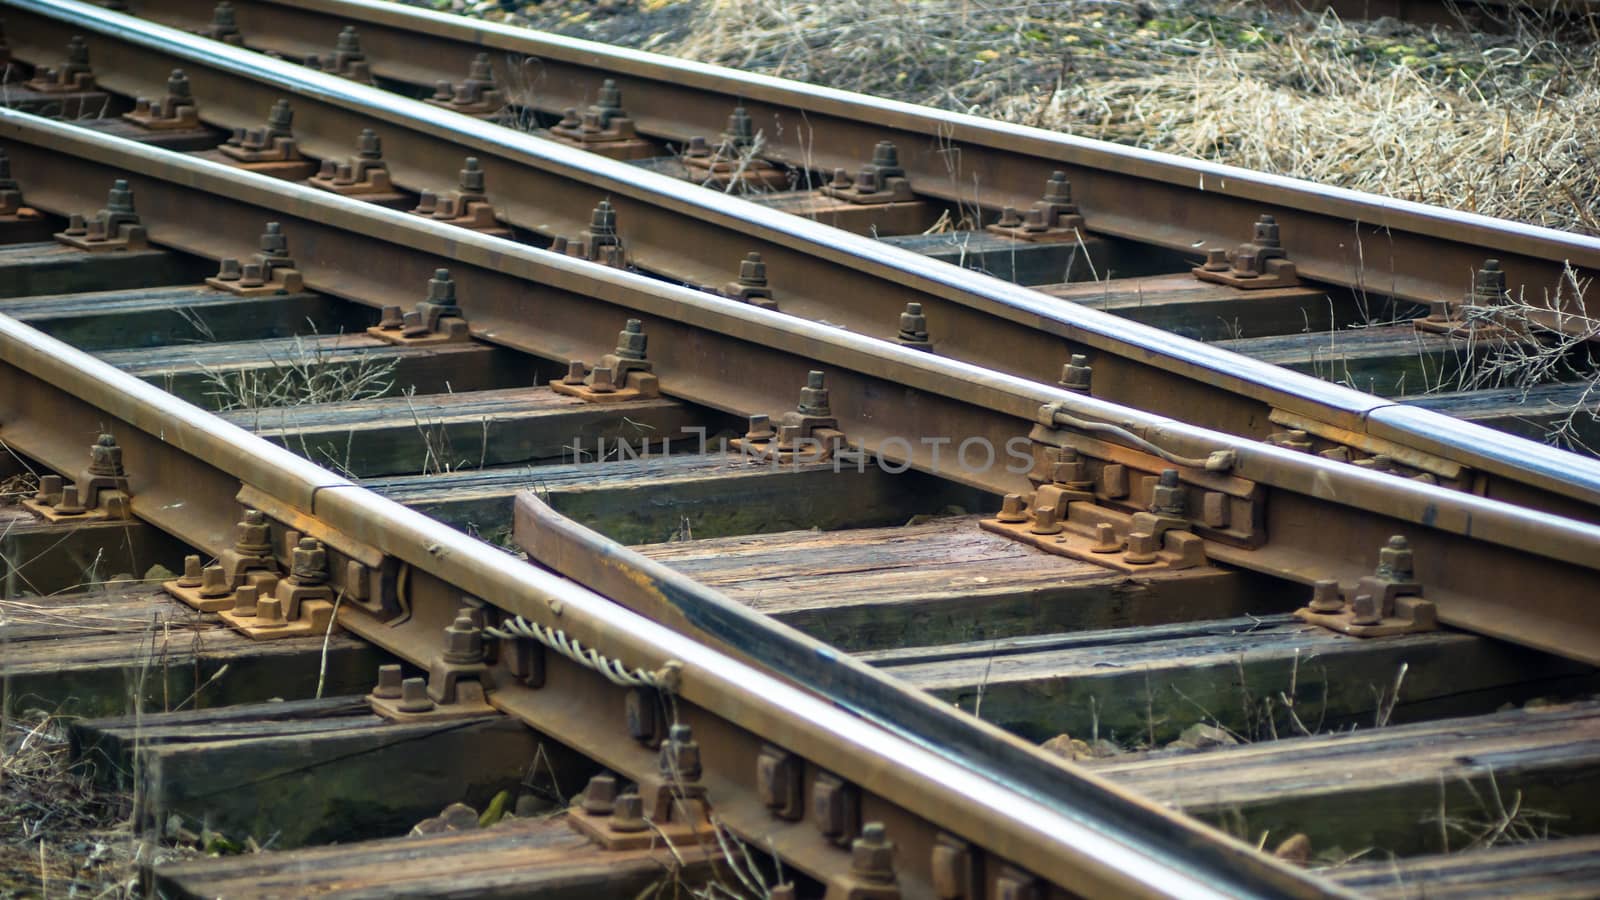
5, 0, 1600, 530
1, 3, 1599, 898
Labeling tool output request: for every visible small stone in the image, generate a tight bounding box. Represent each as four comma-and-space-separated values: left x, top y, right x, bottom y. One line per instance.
410, 802, 480, 836
1273, 833, 1312, 865
1040, 733, 1095, 761
144, 563, 177, 582
1171, 722, 1238, 750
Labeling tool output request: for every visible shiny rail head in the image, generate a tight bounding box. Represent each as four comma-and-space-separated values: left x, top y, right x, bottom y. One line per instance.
18, 0, 1600, 514
0, 0, 1496, 421
7, 104, 1600, 573
150, 0, 1600, 265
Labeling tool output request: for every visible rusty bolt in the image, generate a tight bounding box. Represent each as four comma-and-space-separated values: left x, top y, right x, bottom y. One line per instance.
1123, 531, 1159, 565
1232, 250, 1260, 278
562, 360, 586, 385
996, 493, 1028, 524
596, 78, 623, 112
356, 128, 382, 160
468, 52, 493, 82
459, 157, 485, 194
1089, 523, 1121, 554
588, 366, 616, 393
828, 167, 851, 190
1253, 214, 1281, 249
266, 99, 294, 133
610, 793, 647, 832
238, 262, 266, 288
396, 676, 433, 712
378, 305, 404, 330
86, 434, 123, 477
1472, 259, 1507, 305
1308, 580, 1343, 614
588, 199, 618, 238
426, 268, 457, 306
1058, 354, 1092, 394
744, 414, 775, 443
897, 302, 930, 349
736, 251, 768, 288
232, 506, 272, 554
316, 159, 338, 180
215, 257, 242, 282
34, 475, 62, 505
557, 107, 580, 129
371, 663, 403, 699
1349, 591, 1382, 626
1201, 248, 1230, 272
105, 179, 135, 216
1377, 535, 1414, 582
1029, 503, 1063, 536
53, 485, 85, 517
255, 596, 287, 626
1042, 170, 1073, 205
659, 723, 702, 782
796, 370, 831, 417
422, 265, 460, 312
198, 564, 230, 599
414, 191, 438, 215
259, 221, 291, 254
337, 26, 362, 55
870, 140, 900, 171
581, 774, 619, 816
63, 214, 88, 237
177, 555, 204, 589
995, 206, 1023, 228
1050, 449, 1088, 486
1149, 469, 1186, 517
290, 537, 328, 585
443, 611, 485, 665
432, 78, 453, 101
614, 319, 647, 360
851, 823, 897, 885
232, 584, 259, 616
726, 106, 754, 144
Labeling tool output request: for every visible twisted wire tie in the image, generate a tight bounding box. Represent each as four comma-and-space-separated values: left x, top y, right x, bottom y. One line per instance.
486, 615, 679, 691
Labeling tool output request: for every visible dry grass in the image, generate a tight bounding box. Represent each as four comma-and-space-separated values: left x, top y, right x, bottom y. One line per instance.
0, 711, 195, 898
446, 0, 1600, 236
201, 334, 397, 413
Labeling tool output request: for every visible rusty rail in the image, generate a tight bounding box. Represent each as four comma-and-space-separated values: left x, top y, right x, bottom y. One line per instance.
6, 108, 1600, 662
8, 0, 1600, 527
0, 111, 1356, 900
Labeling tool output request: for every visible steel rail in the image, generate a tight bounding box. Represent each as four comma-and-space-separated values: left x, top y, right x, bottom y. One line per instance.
123, 0, 1600, 314
7, 109, 1600, 662
0, 115, 1342, 900
0, 323, 1313, 900
9, 0, 1600, 527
